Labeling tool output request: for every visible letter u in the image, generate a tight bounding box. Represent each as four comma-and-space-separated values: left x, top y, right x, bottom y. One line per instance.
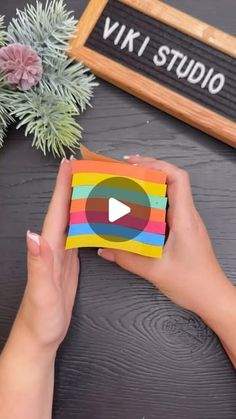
176, 57, 195, 79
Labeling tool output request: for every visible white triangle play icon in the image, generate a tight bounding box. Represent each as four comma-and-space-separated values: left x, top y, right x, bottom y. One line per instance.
108, 198, 131, 223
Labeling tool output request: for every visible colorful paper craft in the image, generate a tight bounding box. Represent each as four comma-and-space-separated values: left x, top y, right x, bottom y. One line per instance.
66, 159, 168, 258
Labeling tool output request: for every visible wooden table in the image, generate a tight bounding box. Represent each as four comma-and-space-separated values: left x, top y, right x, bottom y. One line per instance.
0, 1, 235, 418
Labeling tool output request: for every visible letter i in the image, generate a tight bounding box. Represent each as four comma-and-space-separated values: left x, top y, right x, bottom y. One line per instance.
114, 24, 126, 45
138, 36, 150, 57
201, 68, 214, 89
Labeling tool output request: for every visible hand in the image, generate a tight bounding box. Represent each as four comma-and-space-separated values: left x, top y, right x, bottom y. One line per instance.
11, 158, 79, 355
0, 159, 79, 419
98, 155, 235, 320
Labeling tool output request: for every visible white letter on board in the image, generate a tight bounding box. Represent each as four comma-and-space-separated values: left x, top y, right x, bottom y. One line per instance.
103, 17, 120, 40
201, 68, 214, 89
138, 36, 150, 57
153, 45, 170, 67
208, 73, 225, 94
114, 24, 126, 45
121, 28, 141, 52
176, 57, 195, 79
167, 49, 184, 71
188, 62, 206, 84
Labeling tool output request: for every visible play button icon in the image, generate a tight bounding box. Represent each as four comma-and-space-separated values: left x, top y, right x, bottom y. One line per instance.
85, 176, 151, 243
108, 198, 131, 223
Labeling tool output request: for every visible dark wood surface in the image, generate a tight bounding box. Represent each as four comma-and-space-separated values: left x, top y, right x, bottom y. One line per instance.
0, 1, 236, 418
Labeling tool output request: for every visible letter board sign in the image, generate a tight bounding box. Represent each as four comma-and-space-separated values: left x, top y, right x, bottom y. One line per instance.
69, 0, 236, 148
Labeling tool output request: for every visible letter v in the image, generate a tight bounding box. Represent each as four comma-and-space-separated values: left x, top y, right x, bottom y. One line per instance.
103, 17, 120, 40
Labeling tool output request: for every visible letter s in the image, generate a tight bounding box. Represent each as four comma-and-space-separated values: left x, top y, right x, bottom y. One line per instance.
153, 45, 170, 67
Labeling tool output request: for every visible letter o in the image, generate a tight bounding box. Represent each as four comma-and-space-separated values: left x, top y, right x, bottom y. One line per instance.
208, 73, 225, 95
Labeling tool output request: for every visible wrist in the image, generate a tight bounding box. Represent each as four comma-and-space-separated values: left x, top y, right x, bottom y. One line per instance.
3, 316, 57, 369
197, 275, 236, 337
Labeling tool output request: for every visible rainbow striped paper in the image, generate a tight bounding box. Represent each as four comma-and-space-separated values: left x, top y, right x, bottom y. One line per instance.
66, 160, 168, 258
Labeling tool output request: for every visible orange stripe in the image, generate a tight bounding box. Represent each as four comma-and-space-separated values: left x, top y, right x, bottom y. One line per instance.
70, 199, 166, 222
72, 160, 167, 184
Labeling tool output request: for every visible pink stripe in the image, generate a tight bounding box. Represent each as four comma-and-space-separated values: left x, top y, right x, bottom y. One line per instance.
70, 211, 166, 235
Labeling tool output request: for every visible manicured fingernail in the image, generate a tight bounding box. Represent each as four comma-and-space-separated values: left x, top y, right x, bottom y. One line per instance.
124, 154, 140, 160
27, 231, 41, 256
61, 157, 69, 164
70, 155, 75, 161
98, 248, 115, 262
27, 230, 40, 245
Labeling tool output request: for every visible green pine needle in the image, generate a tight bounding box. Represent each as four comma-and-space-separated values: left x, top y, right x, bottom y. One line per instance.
0, 74, 14, 147
11, 90, 82, 157
0, 15, 7, 46
40, 57, 98, 111
7, 0, 77, 64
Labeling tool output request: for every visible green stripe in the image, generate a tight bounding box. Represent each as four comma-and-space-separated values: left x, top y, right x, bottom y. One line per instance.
72, 185, 167, 209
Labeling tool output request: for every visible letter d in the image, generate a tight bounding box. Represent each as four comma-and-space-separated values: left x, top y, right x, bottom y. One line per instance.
188, 62, 206, 84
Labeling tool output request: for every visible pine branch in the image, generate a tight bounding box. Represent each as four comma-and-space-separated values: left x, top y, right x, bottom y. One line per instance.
7, 0, 77, 64
2, 2, 97, 157
11, 90, 82, 157
40, 57, 98, 112
0, 15, 7, 46
0, 73, 14, 147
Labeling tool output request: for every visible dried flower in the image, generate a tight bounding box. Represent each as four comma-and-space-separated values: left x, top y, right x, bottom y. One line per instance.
0, 43, 43, 90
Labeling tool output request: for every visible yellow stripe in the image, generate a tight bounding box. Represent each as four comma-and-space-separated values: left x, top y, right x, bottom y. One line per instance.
72, 173, 167, 197
66, 235, 163, 258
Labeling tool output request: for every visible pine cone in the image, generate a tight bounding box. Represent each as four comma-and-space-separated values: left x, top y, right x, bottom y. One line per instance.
0, 43, 43, 90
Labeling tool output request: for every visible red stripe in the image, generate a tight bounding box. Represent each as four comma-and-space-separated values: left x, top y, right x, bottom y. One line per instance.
70, 211, 166, 234
70, 198, 166, 222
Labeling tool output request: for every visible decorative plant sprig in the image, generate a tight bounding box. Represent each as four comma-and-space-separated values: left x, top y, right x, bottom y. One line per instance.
0, 18, 9, 146
0, 73, 14, 147
0, 1, 97, 157
0, 16, 6, 46
12, 90, 82, 157
7, 0, 77, 65
40, 57, 96, 112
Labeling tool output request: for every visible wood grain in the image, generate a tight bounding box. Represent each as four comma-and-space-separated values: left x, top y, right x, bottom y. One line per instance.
121, 0, 236, 57
69, 0, 108, 49
0, 1, 236, 419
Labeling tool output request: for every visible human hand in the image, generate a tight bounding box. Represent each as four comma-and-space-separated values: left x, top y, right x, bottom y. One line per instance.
11, 158, 79, 356
0, 158, 79, 419
98, 156, 235, 319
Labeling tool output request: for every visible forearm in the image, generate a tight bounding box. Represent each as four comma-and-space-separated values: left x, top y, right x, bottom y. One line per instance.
0, 319, 56, 419
197, 275, 236, 368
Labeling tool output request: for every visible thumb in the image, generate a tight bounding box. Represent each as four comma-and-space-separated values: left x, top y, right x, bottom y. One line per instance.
26, 231, 53, 286
98, 248, 158, 283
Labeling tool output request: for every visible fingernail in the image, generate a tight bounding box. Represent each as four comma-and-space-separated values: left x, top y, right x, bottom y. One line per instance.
61, 157, 69, 164
70, 155, 75, 161
27, 230, 41, 256
124, 154, 140, 160
27, 230, 40, 245
98, 248, 115, 262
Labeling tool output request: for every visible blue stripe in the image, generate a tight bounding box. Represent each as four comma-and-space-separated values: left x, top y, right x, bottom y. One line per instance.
68, 224, 165, 246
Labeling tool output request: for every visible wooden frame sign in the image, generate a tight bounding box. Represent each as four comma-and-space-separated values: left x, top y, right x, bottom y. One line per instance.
69, 0, 236, 148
